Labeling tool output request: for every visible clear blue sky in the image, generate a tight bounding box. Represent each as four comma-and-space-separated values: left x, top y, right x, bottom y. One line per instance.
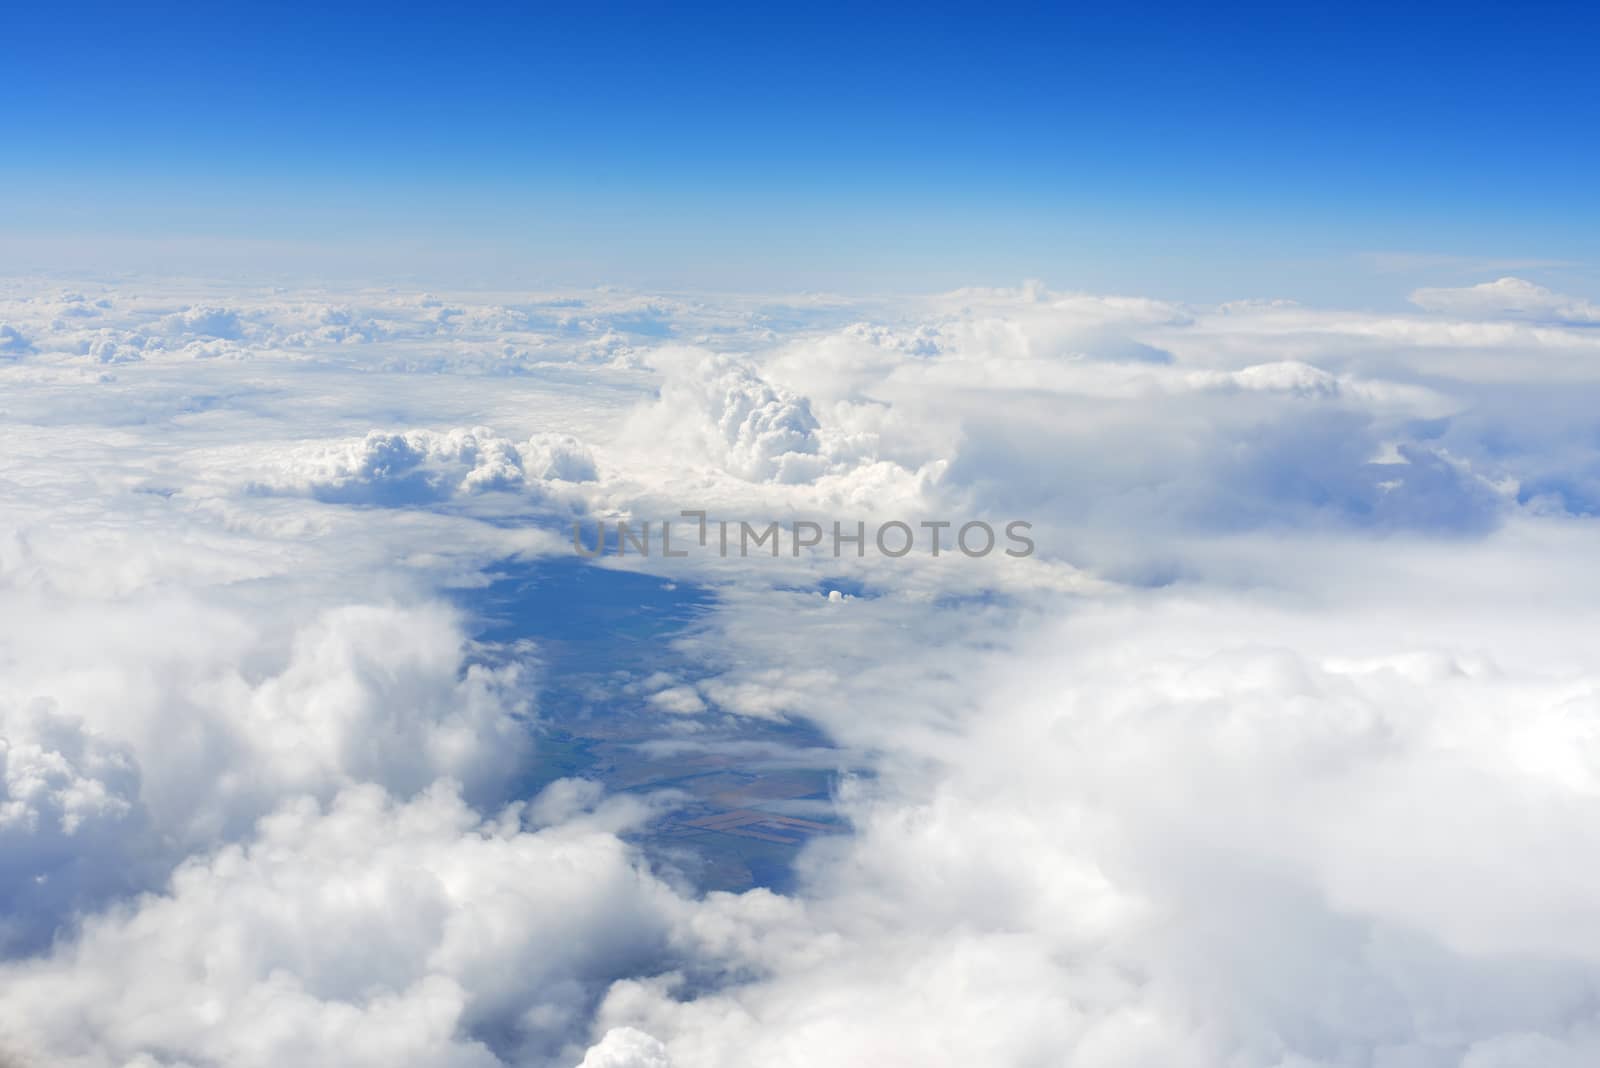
5, 2, 1598, 300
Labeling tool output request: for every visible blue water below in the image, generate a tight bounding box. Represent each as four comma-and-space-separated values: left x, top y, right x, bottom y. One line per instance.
455, 555, 846, 895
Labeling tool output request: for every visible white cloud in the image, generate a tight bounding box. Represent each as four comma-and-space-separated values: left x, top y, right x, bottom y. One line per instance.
524, 432, 600, 483
1410, 277, 1600, 323
0, 699, 148, 956
251, 427, 601, 505
161, 304, 247, 340
262, 427, 529, 503
0, 589, 534, 853
576, 1028, 673, 1068
5, 274, 1600, 1068
588, 567, 1600, 1066
0, 782, 685, 1068
629, 349, 825, 483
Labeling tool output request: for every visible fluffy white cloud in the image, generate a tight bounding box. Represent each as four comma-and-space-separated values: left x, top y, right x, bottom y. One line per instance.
523, 432, 600, 483
0, 782, 685, 1068
576, 1028, 673, 1068
251, 427, 599, 505
0, 592, 534, 850
161, 304, 247, 340
262, 427, 529, 503
587, 555, 1600, 1066
1410, 277, 1600, 323
0, 699, 148, 956
629, 349, 825, 483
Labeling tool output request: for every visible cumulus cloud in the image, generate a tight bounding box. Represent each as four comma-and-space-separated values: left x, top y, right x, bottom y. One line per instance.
0, 699, 149, 956
576, 1028, 673, 1068
586, 568, 1600, 1066
161, 304, 246, 339
245, 423, 606, 509
230, 602, 532, 807
523, 432, 599, 482
614, 347, 949, 519
256, 427, 598, 504
630, 349, 825, 483
0, 782, 685, 1068
1410, 277, 1600, 323
0, 590, 534, 854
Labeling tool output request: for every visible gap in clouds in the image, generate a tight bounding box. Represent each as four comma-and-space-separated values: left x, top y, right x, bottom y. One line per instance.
456, 555, 851, 897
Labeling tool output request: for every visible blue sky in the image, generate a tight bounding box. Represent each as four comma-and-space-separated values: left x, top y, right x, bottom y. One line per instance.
5, 2, 1598, 298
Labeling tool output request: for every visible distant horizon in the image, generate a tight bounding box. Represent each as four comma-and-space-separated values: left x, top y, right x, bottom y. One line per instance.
4, 241, 1595, 317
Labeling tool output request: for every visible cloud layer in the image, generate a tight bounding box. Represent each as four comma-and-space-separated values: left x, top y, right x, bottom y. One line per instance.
3, 274, 1600, 1067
